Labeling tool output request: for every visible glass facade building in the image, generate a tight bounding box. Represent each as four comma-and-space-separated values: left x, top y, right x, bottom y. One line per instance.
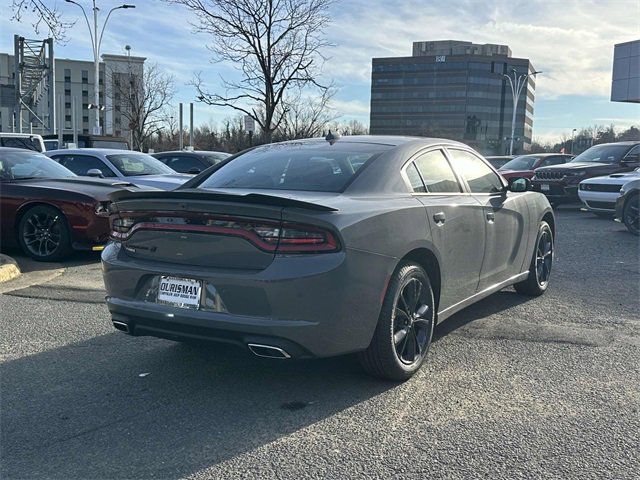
370, 41, 536, 155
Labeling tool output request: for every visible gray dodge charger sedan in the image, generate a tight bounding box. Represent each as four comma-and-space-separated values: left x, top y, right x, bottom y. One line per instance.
102, 135, 554, 380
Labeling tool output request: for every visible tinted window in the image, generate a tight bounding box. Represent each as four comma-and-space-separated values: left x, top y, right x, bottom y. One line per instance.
198, 142, 391, 192
625, 145, 640, 156
54, 154, 117, 177
540, 156, 568, 167
1, 137, 42, 151
405, 162, 426, 193
165, 156, 206, 173
201, 153, 230, 165
0, 151, 75, 181
570, 144, 631, 164
413, 150, 461, 193
106, 153, 175, 176
501, 155, 540, 170
448, 149, 503, 194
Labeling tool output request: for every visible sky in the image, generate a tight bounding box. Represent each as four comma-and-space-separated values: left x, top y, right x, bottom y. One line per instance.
2, 0, 639, 143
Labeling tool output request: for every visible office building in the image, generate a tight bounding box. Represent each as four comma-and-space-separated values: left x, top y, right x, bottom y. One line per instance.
611, 40, 640, 103
0, 48, 145, 139
370, 40, 536, 154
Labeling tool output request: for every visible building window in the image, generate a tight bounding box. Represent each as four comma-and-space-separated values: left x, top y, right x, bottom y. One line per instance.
82, 103, 88, 110
64, 89, 71, 96
81, 70, 88, 84
65, 115, 72, 122
65, 102, 71, 109
64, 68, 71, 83
82, 116, 89, 123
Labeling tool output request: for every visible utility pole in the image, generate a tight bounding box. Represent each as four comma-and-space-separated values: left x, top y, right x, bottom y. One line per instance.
503, 68, 541, 155
571, 128, 577, 154
65, 0, 135, 135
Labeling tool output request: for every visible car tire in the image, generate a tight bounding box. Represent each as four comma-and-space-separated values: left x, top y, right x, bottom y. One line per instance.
622, 194, 639, 236
358, 262, 435, 381
18, 205, 73, 262
514, 220, 553, 296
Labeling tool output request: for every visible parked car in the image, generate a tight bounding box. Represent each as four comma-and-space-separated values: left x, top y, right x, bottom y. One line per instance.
46, 149, 191, 190
578, 168, 640, 216
42, 134, 129, 150
531, 142, 640, 205
0, 147, 150, 261
499, 153, 573, 181
615, 179, 640, 235
102, 135, 554, 381
152, 150, 231, 174
485, 155, 514, 169
0, 133, 46, 152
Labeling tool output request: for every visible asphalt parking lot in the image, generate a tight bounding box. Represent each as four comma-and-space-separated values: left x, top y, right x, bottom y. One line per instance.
1, 206, 638, 479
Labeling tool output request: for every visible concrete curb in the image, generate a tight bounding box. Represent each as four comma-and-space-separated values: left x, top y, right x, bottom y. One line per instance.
0, 254, 21, 283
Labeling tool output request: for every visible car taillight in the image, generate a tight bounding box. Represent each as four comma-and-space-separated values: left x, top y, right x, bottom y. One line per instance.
109, 214, 340, 254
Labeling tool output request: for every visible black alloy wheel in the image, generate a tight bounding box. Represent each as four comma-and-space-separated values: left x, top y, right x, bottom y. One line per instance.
359, 262, 435, 381
623, 195, 639, 236
393, 277, 432, 366
18, 205, 72, 261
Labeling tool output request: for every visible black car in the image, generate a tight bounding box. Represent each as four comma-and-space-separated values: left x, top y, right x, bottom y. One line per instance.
531, 142, 640, 205
152, 151, 231, 174
615, 178, 639, 235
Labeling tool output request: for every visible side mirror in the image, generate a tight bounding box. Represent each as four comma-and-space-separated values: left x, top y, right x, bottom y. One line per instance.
621, 154, 640, 166
187, 167, 201, 174
509, 177, 530, 192
86, 168, 104, 178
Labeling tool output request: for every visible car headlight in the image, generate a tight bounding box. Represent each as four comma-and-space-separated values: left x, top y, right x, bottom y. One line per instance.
95, 201, 111, 217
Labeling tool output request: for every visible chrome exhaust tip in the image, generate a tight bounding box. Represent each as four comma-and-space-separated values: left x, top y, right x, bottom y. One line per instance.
247, 343, 291, 359
112, 321, 130, 333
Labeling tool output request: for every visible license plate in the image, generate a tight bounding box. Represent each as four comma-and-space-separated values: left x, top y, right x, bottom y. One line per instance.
541, 184, 550, 191
157, 276, 202, 309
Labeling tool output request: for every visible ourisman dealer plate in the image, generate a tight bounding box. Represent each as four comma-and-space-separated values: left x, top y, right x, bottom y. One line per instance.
157, 276, 202, 309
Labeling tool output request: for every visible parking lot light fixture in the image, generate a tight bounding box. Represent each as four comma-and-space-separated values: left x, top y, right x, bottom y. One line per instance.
503, 69, 542, 155
65, 0, 135, 134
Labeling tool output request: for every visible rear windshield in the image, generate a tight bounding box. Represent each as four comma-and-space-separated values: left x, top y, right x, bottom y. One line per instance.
107, 153, 175, 176
1, 136, 43, 152
501, 155, 541, 170
198, 142, 391, 192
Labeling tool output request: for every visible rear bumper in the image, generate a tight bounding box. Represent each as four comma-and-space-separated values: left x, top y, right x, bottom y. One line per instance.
101, 242, 395, 358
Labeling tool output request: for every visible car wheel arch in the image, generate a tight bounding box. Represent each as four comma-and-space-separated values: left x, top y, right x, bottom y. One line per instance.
542, 211, 555, 237
398, 247, 442, 315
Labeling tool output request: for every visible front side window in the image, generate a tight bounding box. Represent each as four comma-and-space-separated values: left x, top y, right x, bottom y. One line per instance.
106, 153, 175, 176
448, 149, 503, 194
198, 142, 391, 192
0, 151, 76, 181
413, 150, 461, 193
53, 154, 117, 177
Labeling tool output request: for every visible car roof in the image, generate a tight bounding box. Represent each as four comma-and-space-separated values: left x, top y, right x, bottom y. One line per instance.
154, 150, 229, 155
594, 141, 640, 146
46, 148, 138, 156
0, 147, 47, 153
516, 153, 572, 157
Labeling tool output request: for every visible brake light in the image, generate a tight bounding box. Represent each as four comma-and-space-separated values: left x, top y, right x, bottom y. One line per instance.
109, 213, 340, 254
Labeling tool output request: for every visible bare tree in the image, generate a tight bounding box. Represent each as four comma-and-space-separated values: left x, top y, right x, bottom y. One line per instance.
108, 63, 176, 151
277, 87, 337, 140
171, 0, 333, 143
11, 0, 74, 42
342, 119, 368, 136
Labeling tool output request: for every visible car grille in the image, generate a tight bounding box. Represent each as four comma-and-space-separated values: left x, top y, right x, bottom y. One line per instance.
579, 183, 622, 192
536, 170, 565, 180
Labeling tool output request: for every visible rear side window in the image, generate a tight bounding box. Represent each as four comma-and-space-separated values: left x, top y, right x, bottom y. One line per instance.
405, 163, 426, 193
198, 142, 392, 192
448, 149, 503, 194
413, 150, 461, 193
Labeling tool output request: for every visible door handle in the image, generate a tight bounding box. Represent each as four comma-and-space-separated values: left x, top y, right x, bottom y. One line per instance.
433, 212, 446, 225
486, 212, 495, 223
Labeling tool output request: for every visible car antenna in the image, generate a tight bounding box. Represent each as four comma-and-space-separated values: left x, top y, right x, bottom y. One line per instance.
325, 130, 341, 145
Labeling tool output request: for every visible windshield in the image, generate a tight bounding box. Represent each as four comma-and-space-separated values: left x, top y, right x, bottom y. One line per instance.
0, 151, 76, 181
106, 153, 176, 176
570, 144, 630, 164
198, 141, 392, 192
500, 155, 541, 171
201, 152, 231, 165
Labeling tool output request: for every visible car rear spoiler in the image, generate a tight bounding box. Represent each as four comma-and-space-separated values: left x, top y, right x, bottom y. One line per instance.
108, 188, 339, 212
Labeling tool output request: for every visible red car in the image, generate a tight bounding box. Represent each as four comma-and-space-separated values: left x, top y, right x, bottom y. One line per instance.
499, 153, 574, 181
0, 148, 146, 261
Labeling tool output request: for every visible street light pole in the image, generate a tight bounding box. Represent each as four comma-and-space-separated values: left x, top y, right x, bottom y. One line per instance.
571, 128, 577, 154
65, 0, 135, 135
503, 68, 541, 155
